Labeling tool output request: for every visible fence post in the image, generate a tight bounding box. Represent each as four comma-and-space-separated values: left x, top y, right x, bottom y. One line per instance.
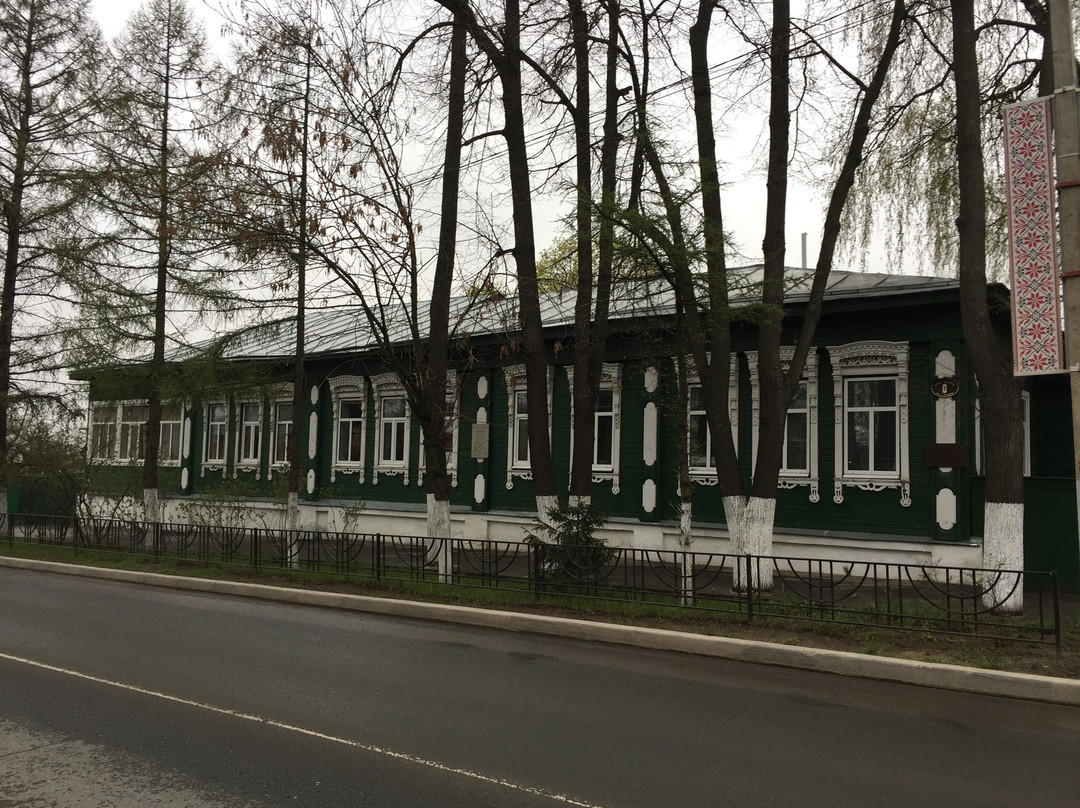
746, 555, 754, 623
375, 533, 383, 582
252, 528, 260, 573
1052, 572, 1061, 651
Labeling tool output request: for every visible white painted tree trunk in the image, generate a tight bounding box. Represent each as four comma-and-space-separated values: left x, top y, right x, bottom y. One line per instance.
726, 496, 775, 592
535, 494, 559, 534
678, 499, 693, 604
982, 501, 1024, 613
286, 492, 300, 569
142, 488, 160, 549
427, 494, 452, 582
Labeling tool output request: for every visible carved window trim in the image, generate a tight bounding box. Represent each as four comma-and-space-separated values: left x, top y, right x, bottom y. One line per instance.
233, 394, 264, 479
418, 371, 460, 489
504, 363, 554, 490
828, 341, 910, 507
675, 354, 738, 486
201, 401, 228, 478
266, 383, 295, 480
329, 375, 367, 484
371, 373, 410, 485
565, 363, 622, 494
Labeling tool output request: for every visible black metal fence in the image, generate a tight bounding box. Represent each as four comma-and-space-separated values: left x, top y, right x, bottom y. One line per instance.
1, 512, 1061, 649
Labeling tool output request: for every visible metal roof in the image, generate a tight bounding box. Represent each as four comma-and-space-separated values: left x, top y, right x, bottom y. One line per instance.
190, 266, 959, 363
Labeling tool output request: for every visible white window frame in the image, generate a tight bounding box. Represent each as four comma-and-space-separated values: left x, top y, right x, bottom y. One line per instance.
89, 401, 183, 468
371, 372, 410, 484
118, 402, 149, 462
565, 364, 622, 494
202, 401, 229, 477
89, 403, 117, 462
329, 375, 367, 483
157, 402, 184, 466
418, 371, 460, 489
828, 341, 910, 506
268, 386, 295, 478
504, 363, 554, 490
234, 397, 263, 478
747, 350, 820, 502
676, 354, 738, 486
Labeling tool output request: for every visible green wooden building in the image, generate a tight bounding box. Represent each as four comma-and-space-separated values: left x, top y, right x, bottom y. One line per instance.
81, 267, 1080, 590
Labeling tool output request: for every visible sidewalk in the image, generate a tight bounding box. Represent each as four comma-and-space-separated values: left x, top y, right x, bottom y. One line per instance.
3, 555, 1080, 707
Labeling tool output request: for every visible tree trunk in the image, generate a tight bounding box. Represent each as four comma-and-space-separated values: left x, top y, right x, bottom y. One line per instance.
421, 16, 466, 581
952, 0, 1025, 612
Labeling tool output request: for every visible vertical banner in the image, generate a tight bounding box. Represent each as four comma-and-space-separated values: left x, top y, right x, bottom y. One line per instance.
1004, 97, 1065, 375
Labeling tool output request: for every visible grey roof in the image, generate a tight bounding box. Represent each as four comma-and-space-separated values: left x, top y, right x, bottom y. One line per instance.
191, 266, 959, 363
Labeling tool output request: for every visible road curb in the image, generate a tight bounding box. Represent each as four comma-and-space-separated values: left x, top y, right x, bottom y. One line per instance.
4, 555, 1078, 706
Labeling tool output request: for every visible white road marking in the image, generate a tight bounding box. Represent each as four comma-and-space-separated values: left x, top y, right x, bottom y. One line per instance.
0, 651, 607, 808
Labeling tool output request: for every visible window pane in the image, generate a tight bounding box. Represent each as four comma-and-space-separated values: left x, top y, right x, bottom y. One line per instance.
242, 403, 260, 423
596, 388, 614, 412
516, 418, 530, 464
349, 421, 363, 462
210, 404, 226, 423
277, 402, 293, 422
516, 391, 529, 412
394, 422, 405, 462
689, 413, 710, 467
382, 422, 394, 461
874, 411, 897, 471
790, 381, 807, 409
785, 412, 808, 471
689, 386, 704, 411
383, 397, 406, 418
848, 378, 895, 408
124, 405, 149, 423
847, 411, 870, 470
341, 399, 363, 419
595, 414, 613, 466
337, 422, 350, 462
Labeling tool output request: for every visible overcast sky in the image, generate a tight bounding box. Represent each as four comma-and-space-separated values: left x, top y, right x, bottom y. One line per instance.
89, 0, 847, 276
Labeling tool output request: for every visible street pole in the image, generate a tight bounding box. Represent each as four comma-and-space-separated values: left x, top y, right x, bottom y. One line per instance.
1048, 0, 1080, 553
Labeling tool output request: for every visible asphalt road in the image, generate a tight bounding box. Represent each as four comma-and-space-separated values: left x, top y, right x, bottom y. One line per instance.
1, 567, 1078, 808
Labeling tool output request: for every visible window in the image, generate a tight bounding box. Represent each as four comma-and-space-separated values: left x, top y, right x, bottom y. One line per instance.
503, 364, 553, 489
118, 404, 148, 461
371, 373, 410, 483
328, 375, 367, 483
272, 401, 294, 465
90, 405, 116, 460
783, 380, 809, 473
594, 389, 615, 468
828, 341, 910, 506
512, 390, 530, 467
845, 377, 897, 473
205, 403, 228, 464
688, 385, 714, 470
159, 403, 183, 463
677, 354, 738, 485
338, 399, 365, 463
237, 401, 261, 465
418, 374, 460, 488
747, 349, 820, 501
380, 397, 407, 464
565, 363, 622, 492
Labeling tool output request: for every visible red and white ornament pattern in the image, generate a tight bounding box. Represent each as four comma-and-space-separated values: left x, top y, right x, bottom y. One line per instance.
1004, 97, 1064, 375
